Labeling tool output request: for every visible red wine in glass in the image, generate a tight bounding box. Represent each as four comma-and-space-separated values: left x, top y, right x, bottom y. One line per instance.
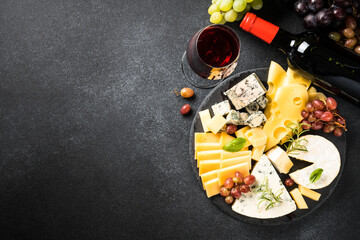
182, 25, 240, 88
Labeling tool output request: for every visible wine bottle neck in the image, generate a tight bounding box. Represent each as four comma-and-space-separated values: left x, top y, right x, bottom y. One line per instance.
271, 28, 297, 53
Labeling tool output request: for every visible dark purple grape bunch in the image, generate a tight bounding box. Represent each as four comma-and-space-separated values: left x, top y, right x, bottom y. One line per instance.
300, 97, 347, 137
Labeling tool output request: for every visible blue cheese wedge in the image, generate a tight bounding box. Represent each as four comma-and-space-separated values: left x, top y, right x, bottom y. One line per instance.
224, 73, 266, 110
232, 155, 296, 219
211, 100, 231, 116
256, 95, 268, 109
245, 102, 259, 114
245, 111, 267, 128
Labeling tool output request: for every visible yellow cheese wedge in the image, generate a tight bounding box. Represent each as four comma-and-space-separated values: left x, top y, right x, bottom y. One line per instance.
251, 145, 266, 161
290, 188, 308, 209
197, 150, 222, 167
206, 115, 227, 134
200, 170, 218, 190
199, 109, 212, 132
299, 185, 321, 201
204, 178, 221, 198
220, 155, 251, 169
217, 162, 249, 186
244, 128, 268, 147
221, 150, 251, 160
194, 132, 220, 144
235, 126, 251, 148
285, 67, 312, 89
194, 143, 221, 159
220, 132, 235, 147
199, 160, 220, 175
308, 86, 317, 94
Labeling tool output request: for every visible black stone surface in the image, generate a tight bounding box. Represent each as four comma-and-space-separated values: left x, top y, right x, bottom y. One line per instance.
0, 0, 359, 239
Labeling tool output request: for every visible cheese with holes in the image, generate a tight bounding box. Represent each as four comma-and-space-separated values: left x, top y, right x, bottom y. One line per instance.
224, 73, 266, 110
220, 156, 251, 169
235, 126, 251, 148
201, 170, 218, 189
194, 143, 221, 159
206, 115, 227, 134
211, 100, 231, 116
199, 160, 220, 175
266, 146, 293, 174
251, 145, 266, 161
232, 155, 296, 219
204, 178, 221, 198
220, 132, 235, 147
299, 185, 321, 201
221, 150, 251, 160
199, 109, 212, 132
290, 188, 308, 209
217, 163, 249, 185
245, 128, 268, 147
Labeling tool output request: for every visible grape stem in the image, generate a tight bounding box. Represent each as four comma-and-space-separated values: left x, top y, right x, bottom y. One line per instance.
333, 112, 347, 131
171, 88, 181, 96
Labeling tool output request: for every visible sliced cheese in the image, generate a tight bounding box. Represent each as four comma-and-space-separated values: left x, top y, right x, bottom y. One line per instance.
244, 127, 268, 147
290, 188, 308, 209
220, 131, 235, 147
221, 150, 251, 160
206, 115, 227, 134
194, 143, 221, 160
251, 144, 266, 161
220, 156, 251, 169
299, 185, 321, 201
200, 170, 218, 190
235, 126, 251, 148
194, 132, 220, 144
266, 146, 293, 174
204, 178, 221, 198
197, 150, 222, 167
199, 109, 212, 132
199, 160, 220, 175
217, 163, 249, 186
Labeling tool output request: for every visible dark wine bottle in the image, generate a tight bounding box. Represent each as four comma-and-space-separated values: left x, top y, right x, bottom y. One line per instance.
240, 13, 360, 105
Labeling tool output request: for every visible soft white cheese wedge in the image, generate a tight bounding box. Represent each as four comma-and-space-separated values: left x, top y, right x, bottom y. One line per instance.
288, 135, 341, 189
232, 155, 296, 219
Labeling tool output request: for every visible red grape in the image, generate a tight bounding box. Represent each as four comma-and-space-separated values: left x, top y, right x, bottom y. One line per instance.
224, 178, 234, 189
326, 97, 337, 110
315, 9, 334, 27
226, 124, 237, 135
301, 110, 310, 119
332, 6, 347, 21
231, 187, 242, 199
345, 16, 357, 29
240, 184, 250, 193
305, 102, 315, 112
311, 121, 323, 130
333, 127, 343, 137
234, 172, 244, 184
320, 111, 333, 121
314, 110, 324, 118
303, 13, 318, 29
335, 117, 345, 125
323, 124, 335, 133
300, 119, 311, 129
243, 175, 256, 185
294, 0, 309, 16
220, 187, 230, 197
308, 113, 317, 122
343, 28, 355, 38
285, 178, 294, 187
308, 0, 324, 12
313, 99, 325, 110
180, 104, 191, 115
225, 195, 234, 204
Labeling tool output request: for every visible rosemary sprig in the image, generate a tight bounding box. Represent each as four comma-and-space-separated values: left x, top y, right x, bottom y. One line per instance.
254, 177, 283, 210
283, 122, 310, 154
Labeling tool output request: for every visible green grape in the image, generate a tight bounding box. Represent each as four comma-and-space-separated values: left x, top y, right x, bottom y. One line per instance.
208, 4, 220, 15
210, 12, 223, 23
251, 0, 263, 10
225, 9, 238, 22
235, 11, 246, 21
213, 0, 222, 6
233, 0, 246, 12
220, 0, 233, 11
218, 16, 227, 24
246, 0, 254, 2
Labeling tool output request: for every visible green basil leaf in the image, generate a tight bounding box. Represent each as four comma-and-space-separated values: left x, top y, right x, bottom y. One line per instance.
223, 137, 246, 152
309, 168, 323, 183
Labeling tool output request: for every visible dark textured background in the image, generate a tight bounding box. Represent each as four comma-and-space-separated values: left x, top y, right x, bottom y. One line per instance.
0, 0, 359, 239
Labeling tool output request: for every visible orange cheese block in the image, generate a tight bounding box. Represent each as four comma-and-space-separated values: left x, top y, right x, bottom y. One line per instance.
221, 150, 251, 160
195, 132, 221, 144
197, 150, 222, 167
204, 178, 221, 198
220, 132, 235, 147
200, 170, 218, 190
217, 162, 249, 186
194, 143, 222, 159
199, 160, 220, 175
220, 156, 251, 169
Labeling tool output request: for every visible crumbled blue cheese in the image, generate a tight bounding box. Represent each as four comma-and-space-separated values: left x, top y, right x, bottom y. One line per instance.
224, 73, 266, 110
226, 110, 241, 125
245, 102, 259, 114
239, 112, 249, 125
211, 100, 231, 116
246, 111, 267, 128
256, 95, 268, 109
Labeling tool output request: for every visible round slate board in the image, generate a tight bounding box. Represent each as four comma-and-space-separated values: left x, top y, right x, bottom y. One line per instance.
189, 68, 346, 225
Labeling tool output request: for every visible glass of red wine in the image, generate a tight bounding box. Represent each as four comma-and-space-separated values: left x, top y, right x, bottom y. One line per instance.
182, 24, 241, 88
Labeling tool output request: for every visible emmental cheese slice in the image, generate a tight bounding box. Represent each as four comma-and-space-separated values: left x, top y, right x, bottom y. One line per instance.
206, 115, 227, 134
235, 126, 251, 148
221, 150, 251, 160
199, 109, 212, 132
194, 143, 221, 159
290, 188, 308, 209
220, 156, 251, 169
251, 144, 266, 161
299, 185, 321, 201
199, 160, 220, 175
200, 170, 218, 190
217, 163, 249, 186
244, 127, 268, 147
204, 178, 221, 198
266, 146, 293, 174
220, 132, 235, 147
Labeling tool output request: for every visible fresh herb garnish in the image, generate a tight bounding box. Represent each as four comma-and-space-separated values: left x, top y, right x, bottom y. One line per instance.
223, 137, 246, 152
310, 168, 323, 183
254, 177, 283, 210
283, 122, 310, 154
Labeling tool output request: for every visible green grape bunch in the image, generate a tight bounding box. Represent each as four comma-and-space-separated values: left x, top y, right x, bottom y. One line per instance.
208, 0, 264, 24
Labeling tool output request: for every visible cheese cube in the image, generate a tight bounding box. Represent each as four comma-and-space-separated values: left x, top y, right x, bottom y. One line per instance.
199, 160, 220, 175
200, 170, 218, 190
220, 156, 251, 169
194, 143, 221, 159
266, 146, 293, 174
256, 95, 268, 109
299, 185, 321, 201
221, 150, 251, 160
217, 163, 249, 186
251, 145, 266, 161
211, 100, 231, 116
245, 111, 267, 128
244, 128, 268, 147
194, 133, 220, 144
199, 109, 212, 132
226, 110, 242, 125
197, 150, 222, 167
235, 126, 251, 148
245, 102, 259, 114
204, 178, 221, 198
206, 115, 227, 134
290, 188, 308, 209
220, 132, 235, 147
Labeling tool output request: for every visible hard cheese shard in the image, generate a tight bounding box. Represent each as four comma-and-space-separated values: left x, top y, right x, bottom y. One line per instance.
232, 155, 296, 219
288, 135, 341, 189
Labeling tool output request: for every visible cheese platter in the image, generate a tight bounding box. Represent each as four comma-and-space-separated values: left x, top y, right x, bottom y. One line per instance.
189, 65, 346, 225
